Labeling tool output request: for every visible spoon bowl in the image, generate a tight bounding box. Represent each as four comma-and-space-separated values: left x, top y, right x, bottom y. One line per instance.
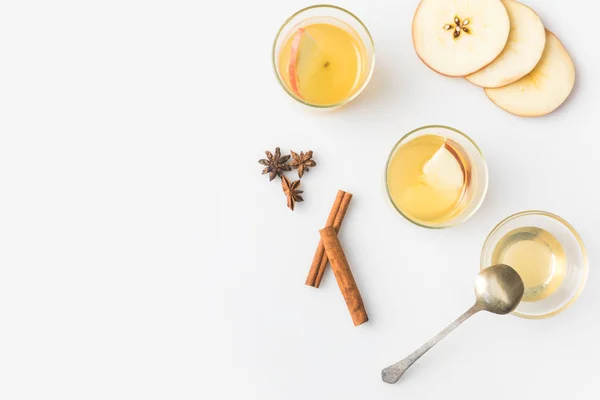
475, 264, 524, 314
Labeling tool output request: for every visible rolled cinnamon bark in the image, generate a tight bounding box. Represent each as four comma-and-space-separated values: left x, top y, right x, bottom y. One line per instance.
306, 191, 352, 287
319, 226, 368, 326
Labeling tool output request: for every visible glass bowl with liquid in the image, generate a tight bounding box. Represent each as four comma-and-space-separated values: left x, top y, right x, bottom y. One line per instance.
272, 5, 375, 109
385, 125, 488, 229
481, 211, 588, 319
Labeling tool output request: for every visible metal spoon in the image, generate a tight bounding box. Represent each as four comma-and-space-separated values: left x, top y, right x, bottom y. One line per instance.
381, 264, 524, 384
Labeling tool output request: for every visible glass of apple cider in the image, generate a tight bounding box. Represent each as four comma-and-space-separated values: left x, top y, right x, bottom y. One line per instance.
481, 211, 588, 318
272, 5, 375, 109
385, 125, 488, 228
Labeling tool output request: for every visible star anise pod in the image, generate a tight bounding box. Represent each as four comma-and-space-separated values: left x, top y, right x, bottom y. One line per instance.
258, 147, 291, 181
290, 150, 316, 178
281, 175, 304, 211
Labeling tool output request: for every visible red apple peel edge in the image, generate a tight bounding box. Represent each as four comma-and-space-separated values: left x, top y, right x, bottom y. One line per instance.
288, 28, 304, 98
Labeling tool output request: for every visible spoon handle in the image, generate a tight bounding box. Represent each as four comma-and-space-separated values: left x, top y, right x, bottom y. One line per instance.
381, 304, 481, 384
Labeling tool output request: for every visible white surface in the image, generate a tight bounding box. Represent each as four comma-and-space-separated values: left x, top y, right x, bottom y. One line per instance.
0, 0, 598, 399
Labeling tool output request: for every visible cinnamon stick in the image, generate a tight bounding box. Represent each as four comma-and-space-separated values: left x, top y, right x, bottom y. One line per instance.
305, 190, 352, 288
319, 226, 368, 326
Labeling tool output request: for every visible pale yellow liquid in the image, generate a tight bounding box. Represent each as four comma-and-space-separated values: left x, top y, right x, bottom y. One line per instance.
386, 135, 470, 224
278, 21, 367, 105
492, 227, 566, 302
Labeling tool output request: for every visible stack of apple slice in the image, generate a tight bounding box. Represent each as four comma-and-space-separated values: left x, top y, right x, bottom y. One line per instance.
412, 0, 575, 117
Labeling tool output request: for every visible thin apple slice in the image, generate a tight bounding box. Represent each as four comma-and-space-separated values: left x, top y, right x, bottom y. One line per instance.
288, 28, 320, 98
466, 0, 545, 88
412, 0, 510, 77
485, 30, 575, 117
288, 28, 304, 96
422, 140, 464, 191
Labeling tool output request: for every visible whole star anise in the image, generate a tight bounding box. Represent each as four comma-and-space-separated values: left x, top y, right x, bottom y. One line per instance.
290, 150, 316, 178
281, 175, 304, 211
259, 147, 291, 181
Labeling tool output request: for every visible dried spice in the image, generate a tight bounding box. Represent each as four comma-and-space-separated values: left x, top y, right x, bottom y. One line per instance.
290, 150, 316, 178
306, 190, 353, 288
259, 147, 316, 210
258, 147, 291, 181
282, 175, 304, 211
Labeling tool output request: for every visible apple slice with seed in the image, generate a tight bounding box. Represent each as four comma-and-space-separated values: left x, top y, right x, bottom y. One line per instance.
466, 0, 546, 88
485, 30, 575, 117
288, 28, 321, 98
412, 0, 511, 77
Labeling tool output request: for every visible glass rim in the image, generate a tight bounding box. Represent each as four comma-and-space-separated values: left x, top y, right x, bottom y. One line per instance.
385, 124, 489, 229
271, 4, 376, 109
480, 210, 589, 319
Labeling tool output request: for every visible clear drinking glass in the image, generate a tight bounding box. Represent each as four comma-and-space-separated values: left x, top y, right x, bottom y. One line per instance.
385, 125, 489, 229
481, 211, 588, 319
272, 5, 375, 109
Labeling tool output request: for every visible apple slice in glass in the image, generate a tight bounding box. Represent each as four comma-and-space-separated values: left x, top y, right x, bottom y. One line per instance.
288, 28, 322, 98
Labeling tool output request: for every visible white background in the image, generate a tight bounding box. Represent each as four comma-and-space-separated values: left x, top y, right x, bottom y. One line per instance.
0, 0, 598, 399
